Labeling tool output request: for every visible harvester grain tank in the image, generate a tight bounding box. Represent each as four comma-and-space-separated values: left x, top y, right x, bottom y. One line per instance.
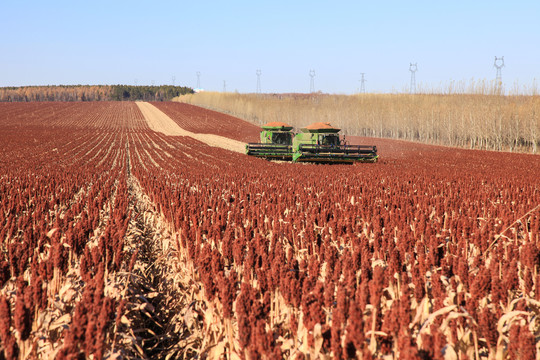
245, 122, 294, 160
292, 122, 378, 163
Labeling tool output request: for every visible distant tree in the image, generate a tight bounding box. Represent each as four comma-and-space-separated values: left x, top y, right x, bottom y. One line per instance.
0, 84, 193, 102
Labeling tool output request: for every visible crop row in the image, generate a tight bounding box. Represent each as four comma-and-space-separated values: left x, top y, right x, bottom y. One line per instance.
0, 103, 141, 358
127, 112, 540, 359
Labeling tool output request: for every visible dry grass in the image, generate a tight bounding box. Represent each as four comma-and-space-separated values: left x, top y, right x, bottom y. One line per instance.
176, 85, 540, 153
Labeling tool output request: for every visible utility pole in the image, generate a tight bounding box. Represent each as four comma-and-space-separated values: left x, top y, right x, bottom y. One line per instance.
309, 69, 316, 93
172, 76, 176, 86
494, 56, 504, 90
223, 80, 227, 93
256, 69, 262, 94
359, 73, 366, 93
196, 71, 201, 89
409, 63, 418, 94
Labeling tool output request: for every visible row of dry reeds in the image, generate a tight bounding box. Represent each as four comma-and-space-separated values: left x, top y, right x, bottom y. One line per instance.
176, 82, 540, 153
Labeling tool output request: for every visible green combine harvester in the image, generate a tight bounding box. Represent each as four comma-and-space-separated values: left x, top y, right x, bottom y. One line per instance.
292, 122, 378, 163
246, 122, 378, 164
245, 122, 294, 160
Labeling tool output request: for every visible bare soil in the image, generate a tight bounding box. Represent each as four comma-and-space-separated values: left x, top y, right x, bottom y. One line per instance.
136, 102, 246, 153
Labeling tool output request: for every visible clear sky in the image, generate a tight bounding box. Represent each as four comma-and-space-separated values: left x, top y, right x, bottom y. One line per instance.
1, 0, 539, 94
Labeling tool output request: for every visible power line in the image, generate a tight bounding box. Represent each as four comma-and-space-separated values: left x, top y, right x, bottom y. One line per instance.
309, 69, 316, 93
409, 63, 418, 94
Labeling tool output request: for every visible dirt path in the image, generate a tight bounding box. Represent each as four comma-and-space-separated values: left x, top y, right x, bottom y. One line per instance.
113, 144, 200, 358
136, 102, 246, 153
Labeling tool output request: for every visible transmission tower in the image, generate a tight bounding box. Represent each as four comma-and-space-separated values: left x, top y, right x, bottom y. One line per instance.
494, 56, 504, 87
309, 69, 316, 93
151, 80, 155, 86
256, 69, 262, 94
172, 76, 176, 86
196, 72, 201, 89
359, 73, 366, 93
223, 80, 227, 93
409, 63, 418, 93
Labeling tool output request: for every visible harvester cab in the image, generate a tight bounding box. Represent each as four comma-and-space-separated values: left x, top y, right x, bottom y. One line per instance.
246, 122, 294, 160
292, 122, 378, 163
265, 130, 292, 145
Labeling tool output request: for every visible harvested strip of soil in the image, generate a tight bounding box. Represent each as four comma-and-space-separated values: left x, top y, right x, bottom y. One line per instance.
136, 102, 246, 153
112, 145, 202, 359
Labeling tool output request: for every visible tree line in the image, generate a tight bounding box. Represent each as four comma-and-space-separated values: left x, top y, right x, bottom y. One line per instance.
0, 85, 193, 102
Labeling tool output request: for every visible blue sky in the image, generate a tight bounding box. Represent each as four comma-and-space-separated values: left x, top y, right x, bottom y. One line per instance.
1, 0, 539, 93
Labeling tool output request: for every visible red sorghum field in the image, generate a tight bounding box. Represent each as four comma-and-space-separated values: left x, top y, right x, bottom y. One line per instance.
0, 101, 539, 359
